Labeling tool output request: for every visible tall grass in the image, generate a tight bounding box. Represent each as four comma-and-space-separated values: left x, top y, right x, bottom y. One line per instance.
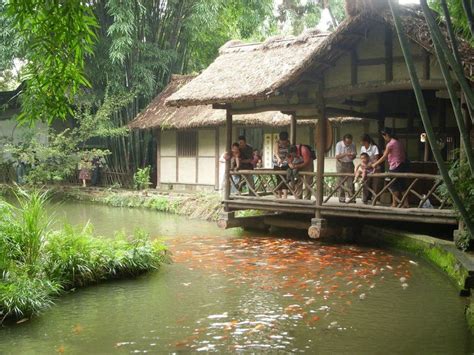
0, 189, 168, 323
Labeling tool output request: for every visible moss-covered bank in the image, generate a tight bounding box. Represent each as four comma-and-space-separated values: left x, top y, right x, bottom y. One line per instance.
359, 225, 474, 332
1, 184, 224, 222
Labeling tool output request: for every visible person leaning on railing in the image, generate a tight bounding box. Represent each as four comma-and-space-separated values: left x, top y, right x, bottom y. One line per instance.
371, 128, 410, 208
287, 144, 314, 200
273, 131, 291, 199
335, 134, 357, 203
360, 134, 381, 204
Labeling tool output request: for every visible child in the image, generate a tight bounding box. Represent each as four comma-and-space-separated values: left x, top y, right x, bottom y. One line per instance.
286, 146, 304, 184
252, 149, 262, 169
354, 152, 374, 203
230, 143, 240, 171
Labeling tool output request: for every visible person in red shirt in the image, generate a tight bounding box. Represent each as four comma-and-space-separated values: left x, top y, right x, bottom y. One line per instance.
287, 145, 314, 199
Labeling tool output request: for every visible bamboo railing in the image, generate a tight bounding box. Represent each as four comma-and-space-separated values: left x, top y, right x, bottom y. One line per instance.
228, 169, 450, 210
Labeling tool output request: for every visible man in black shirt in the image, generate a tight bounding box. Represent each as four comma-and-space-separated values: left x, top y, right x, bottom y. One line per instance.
238, 136, 254, 170
238, 136, 256, 195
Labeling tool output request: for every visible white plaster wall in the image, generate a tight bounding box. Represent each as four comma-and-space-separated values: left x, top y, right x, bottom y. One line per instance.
357, 25, 385, 59
325, 55, 351, 88
198, 129, 215, 157
160, 157, 176, 183
178, 157, 196, 183
198, 157, 215, 185
160, 130, 176, 156
358, 64, 385, 83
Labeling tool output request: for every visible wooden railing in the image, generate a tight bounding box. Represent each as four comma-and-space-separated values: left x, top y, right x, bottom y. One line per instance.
228, 169, 450, 210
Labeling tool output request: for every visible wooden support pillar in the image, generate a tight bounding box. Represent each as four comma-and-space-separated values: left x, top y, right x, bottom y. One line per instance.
290, 114, 297, 144
315, 105, 327, 219
384, 25, 393, 82
224, 110, 233, 206
156, 129, 161, 189
214, 127, 220, 190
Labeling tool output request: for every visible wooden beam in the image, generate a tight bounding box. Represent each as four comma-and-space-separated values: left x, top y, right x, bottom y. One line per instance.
423, 50, 431, 80
323, 80, 447, 99
230, 104, 320, 115
224, 110, 233, 204
316, 104, 327, 219
214, 127, 220, 190
351, 50, 358, 85
357, 55, 424, 66
290, 114, 297, 144
213, 103, 230, 109
263, 216, 310, 230
156, 129, 161, 188
326, 107, 378, 119
385, 25, 393, 82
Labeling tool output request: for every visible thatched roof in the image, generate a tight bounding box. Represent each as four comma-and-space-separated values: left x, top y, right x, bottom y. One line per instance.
129, 75, 360, 130
166, 5, 474, 107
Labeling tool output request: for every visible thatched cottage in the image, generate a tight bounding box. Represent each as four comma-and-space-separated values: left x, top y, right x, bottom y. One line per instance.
129, 74, 368, 191
164, 3, 472, 230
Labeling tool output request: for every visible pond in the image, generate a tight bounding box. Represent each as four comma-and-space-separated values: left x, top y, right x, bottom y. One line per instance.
1, 201, 473, 353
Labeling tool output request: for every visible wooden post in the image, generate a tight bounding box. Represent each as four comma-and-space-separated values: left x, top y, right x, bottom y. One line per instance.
315, 105, 327, 218
156, 129, 161, 189
384, 25, 393, 82
214, 127, 220, 190
290, 114, 297, 144
224, 110, 233, 204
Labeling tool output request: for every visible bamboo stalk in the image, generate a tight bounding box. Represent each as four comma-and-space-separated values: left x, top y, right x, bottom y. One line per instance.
420, 0, 474, 119
389, 0, 474, 238
438, 0, 474, 141
462, 0, 474, 37
424, 3, 474, 174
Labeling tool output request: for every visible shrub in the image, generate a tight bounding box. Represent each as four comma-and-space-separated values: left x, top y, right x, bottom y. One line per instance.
0, 189, 168, 322
134, 166, 152, 190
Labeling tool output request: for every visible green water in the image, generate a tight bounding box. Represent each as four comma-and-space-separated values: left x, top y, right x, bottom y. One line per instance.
1, 201, 473, 354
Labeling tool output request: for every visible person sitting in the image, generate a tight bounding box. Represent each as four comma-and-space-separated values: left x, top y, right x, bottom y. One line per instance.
371, 128, 409, 208
354, 152, 375, 204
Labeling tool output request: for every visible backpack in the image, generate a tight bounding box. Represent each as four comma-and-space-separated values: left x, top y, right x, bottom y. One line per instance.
297, 144, 317, 160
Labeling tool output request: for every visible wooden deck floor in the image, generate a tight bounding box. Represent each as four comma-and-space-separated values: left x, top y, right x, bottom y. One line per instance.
224, 196, 458, 225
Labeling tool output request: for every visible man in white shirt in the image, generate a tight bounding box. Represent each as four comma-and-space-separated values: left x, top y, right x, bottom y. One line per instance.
335, 134, 356, 203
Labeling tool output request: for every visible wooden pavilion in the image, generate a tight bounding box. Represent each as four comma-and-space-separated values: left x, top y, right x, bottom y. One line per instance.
166, 4, 473, 237
129, 74, 364, 191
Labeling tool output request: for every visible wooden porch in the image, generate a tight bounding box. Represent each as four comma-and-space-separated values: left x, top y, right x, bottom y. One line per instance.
223, 170, 457, 227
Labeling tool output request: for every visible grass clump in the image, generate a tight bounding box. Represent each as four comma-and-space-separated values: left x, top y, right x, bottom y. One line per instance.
0, 189, 168, 323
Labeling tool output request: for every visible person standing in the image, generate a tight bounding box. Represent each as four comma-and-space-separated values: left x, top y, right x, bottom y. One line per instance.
335, 134, 356, 203
360, 134, 381, 204
238, 136, 255, 195
372, 128, 409, 208
288, 144, 314, 200
273, 131, 291, 198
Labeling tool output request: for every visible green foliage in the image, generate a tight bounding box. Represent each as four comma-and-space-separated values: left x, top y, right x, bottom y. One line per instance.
0, 189, 168, 321
44, 225, 167, 288
6, 0, 98, 124
1, 92, 133, 184
430, 0, 473, 43
134, 166, 152, 190
439, 157, 474, 249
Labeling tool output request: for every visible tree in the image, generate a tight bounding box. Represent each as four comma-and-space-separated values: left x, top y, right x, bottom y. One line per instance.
5, 0, 98, 124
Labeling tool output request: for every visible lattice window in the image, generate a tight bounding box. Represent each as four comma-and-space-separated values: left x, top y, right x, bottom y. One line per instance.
177, 131, 197, 157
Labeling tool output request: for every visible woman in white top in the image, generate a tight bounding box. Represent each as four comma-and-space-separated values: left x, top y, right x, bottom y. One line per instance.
360, 134, 381, 204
